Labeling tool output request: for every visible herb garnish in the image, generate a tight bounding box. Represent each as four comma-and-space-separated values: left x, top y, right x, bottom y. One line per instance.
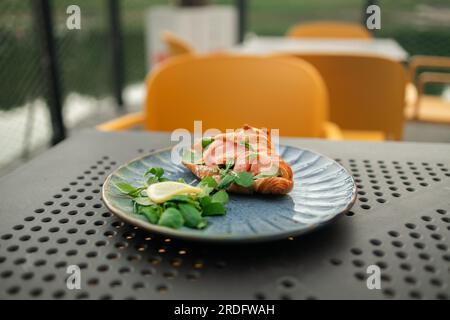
217, 159, 255, 189
201, 137, 215, 149
239, 140, 253, 150
114, 167, 229, 230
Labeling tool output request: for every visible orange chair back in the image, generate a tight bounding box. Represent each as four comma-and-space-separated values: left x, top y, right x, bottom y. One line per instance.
287, 21, 372, 39
162, 31, 195, 57
144, 55, 329, 137
286, 54, 406, 140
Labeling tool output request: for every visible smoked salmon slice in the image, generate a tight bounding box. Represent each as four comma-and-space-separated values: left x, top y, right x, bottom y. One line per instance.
182, 125, 294, 195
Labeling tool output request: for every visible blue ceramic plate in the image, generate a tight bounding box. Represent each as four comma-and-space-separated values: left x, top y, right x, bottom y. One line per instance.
102, 145, 356, 243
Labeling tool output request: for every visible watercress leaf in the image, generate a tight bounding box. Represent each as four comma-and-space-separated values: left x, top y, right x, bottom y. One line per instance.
158, 208, 184, 229
134, 204, 143, 214
217, 174, 236, 190
164, 201, 178, 209
197, 219, 208, 229
202, 202, 226, 216
235, 172, 254, 188
146, 176, 159, 186
145, 167, 164, 178
199, 196, 212, 208
133, 197, 154, 206
211, 190, 229, 204
199, 186, 214, 197
168, 195, 201, 209
178, 203, 206, 229
198, 176, 218, 188
225, 159, 235, 171
129, 188, 145, 198
115, 181, 140, 195
198, 176, 217, 196
138, 206, 161, 224
239, 140, 253, 150
201, 137, 214, 149
168, 195, 191, 202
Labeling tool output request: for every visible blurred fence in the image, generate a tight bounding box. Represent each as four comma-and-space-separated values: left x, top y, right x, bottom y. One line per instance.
0, 0, 125, 175
0, 1, 51, 173
1, 0, 449, 176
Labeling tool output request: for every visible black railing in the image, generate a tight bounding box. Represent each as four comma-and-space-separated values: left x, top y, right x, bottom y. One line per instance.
30, 0, 249, 145
236, 0, 248, 43
33, 0, 66, 145
108, 0, 125, 111
31, 0, 128, 144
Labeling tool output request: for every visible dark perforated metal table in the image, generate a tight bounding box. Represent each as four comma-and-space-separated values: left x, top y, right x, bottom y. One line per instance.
0, 130, 449, 300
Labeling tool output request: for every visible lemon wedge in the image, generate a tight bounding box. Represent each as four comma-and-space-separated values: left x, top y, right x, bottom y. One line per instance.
147, 181, 203, 204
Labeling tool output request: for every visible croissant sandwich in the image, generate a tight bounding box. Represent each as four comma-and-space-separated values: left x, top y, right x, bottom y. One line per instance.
182, 125, 293, 195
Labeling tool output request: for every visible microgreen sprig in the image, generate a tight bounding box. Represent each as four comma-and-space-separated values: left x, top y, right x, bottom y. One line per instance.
217, 158, 254, 189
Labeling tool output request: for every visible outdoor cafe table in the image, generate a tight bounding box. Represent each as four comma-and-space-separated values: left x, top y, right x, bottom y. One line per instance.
0, 130, 449, 300
232, 36, 409, 61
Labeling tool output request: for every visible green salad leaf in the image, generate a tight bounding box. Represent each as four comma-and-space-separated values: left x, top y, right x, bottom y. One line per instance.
239, 140, 253, 150
137, 205, 161, 224
235, 172, 254, 187
199, 196, 212, 208
202, 202, 226, 216
201, 137, 215, 149
197, 176, 217, 196
211, 190, 229, 204
114, 166, 230, 230
133, 197, 154, 206
178, 203, 207, 229
115, 181, 144, 197
217, 174, 236, 190
145, 167, 164, 178
158, 207, 184, 229
198, 176, 218, 188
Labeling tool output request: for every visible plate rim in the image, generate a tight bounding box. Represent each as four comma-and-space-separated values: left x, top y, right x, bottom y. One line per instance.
102, 145, 357, 243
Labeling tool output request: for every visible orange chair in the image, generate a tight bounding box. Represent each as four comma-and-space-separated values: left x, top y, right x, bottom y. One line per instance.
162, 31, 195, 58
277, 53, 406, 140
287, 21, 372, 39
405, 55, 450, 123
97, 55, 342, 139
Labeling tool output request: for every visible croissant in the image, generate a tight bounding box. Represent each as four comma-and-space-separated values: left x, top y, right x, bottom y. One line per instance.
182, 125, 294, 195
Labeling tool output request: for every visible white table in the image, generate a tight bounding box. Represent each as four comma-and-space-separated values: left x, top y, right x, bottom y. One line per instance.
232, 36, 409, 61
